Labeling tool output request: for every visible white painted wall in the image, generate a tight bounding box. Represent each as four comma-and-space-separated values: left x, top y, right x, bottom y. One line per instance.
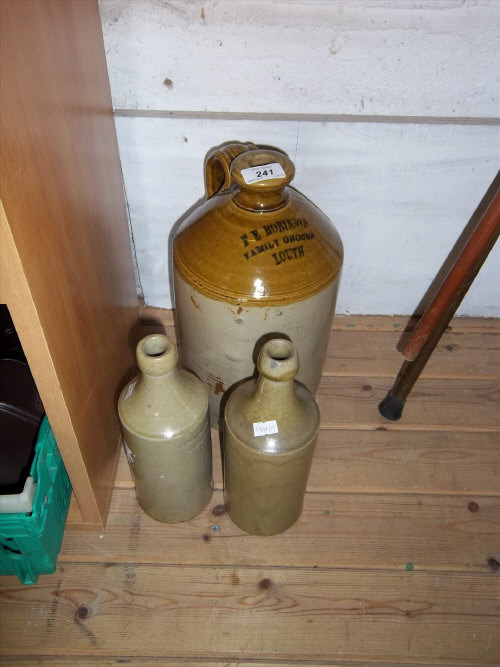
100, 0, 500, 316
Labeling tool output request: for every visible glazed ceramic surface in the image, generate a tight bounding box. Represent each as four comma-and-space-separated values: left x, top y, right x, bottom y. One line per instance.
173, 142, 343, 425
223, 339, 319, 536
118, 334, 212, 523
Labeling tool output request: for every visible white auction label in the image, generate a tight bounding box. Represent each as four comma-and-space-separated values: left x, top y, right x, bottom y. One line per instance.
253, 420, 279, 437
241, 162, 286, 185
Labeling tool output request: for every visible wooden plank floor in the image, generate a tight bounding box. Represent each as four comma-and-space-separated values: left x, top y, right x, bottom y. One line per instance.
1, 314, 499, 666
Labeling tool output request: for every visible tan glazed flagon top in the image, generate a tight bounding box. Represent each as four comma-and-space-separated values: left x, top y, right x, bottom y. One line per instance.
173, 142, 343, 307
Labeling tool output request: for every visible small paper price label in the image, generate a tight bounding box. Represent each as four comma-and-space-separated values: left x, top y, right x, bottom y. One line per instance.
253, 420, 279, 437
241, 162, 286, 185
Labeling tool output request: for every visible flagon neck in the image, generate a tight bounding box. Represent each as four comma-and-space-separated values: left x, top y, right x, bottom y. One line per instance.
232, 186, 290, 211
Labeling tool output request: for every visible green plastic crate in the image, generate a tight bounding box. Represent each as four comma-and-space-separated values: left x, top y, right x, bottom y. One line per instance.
0, 416, 72, 584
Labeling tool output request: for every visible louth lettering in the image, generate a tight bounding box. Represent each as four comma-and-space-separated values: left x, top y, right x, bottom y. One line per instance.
272, 245, 305, 265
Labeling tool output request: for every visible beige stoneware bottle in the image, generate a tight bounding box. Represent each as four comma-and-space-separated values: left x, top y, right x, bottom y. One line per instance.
118, 334, 213, 523
223, 338, 319, 536
173, 141, 343, 425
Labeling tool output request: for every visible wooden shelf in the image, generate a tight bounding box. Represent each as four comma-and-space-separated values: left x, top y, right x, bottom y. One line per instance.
0, 0, 139, 530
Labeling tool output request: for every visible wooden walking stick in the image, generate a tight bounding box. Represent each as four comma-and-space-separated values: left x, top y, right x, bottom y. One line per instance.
379, 181, 500, 421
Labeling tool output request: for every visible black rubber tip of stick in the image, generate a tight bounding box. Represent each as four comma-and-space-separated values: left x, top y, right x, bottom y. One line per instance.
378, 390, 405, 421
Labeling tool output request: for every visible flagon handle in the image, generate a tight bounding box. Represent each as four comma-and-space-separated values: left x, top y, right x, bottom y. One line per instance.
204, 141, 257, 198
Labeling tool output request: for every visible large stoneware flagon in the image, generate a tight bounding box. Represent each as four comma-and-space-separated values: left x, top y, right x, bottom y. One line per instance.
173, 141, 343, 424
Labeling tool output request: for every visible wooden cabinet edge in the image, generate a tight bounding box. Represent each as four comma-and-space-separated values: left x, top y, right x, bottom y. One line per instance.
1, 199, 105, 528
0, 1, 140, 532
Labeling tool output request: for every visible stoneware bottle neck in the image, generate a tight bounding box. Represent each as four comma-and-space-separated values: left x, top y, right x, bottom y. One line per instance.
134, 334, 184, 396
253, 373, 296, 405
229, 149, 294, 212
232, 186, 290, 212
245, 339, 300, 420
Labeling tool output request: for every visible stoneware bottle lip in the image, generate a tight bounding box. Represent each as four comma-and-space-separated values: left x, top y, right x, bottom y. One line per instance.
230, 149, 294, 212
258, 339, 299, 382
136, 334, 177, 377
230, 149, 295, 189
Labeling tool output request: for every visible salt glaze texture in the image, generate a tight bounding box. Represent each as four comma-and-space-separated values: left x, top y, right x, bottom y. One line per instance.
118, 334, 213, 523
223, 339, 319, 536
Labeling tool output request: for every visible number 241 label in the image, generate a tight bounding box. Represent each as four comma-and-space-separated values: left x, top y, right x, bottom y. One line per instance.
241, 162, 286, 185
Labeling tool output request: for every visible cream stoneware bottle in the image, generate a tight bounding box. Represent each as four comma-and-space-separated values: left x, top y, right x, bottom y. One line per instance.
118, 334, 213, 523
173, 141, 343, 425
223, 338, 319, 536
